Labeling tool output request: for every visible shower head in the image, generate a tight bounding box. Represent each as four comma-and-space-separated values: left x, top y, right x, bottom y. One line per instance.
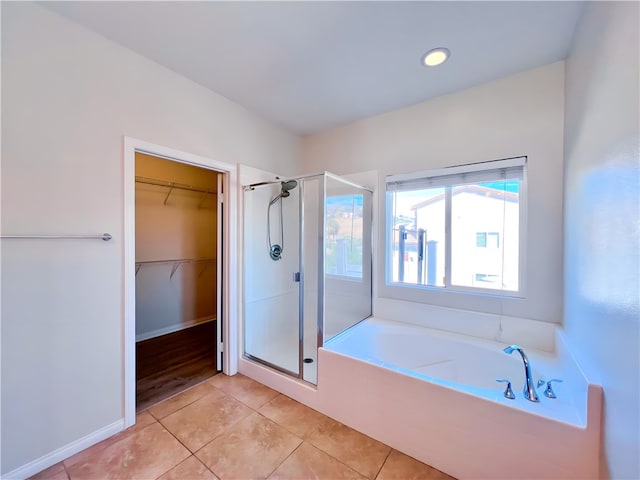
268, 180, 298, 206
280, 180, 298, 198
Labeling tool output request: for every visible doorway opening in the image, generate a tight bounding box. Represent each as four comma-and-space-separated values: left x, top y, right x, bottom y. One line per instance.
134, 152, 222, 410
123, 137, 238, 428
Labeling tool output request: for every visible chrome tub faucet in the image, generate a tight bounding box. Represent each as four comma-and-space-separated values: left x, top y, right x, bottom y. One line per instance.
503, 345, 539, 402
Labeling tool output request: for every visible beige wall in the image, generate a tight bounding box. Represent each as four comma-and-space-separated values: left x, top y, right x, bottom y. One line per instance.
563, 2, 640, 478
135, 153, 218, 339
0, 2, 299, 475
301, 62, 565, 324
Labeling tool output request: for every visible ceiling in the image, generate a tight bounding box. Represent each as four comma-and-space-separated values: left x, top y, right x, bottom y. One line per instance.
43, 1, 585, 135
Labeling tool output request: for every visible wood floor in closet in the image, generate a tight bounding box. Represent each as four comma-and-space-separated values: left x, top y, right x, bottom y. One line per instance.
136, 320, 217, 412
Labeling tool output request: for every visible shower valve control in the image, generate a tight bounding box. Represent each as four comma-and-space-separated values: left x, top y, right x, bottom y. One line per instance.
293, 272, 300, 282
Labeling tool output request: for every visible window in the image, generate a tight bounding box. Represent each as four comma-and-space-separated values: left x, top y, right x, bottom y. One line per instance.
385, 157, 526, 296
325, 194, 364, 278
476, 232, 500, 248
476, 232, 487, 248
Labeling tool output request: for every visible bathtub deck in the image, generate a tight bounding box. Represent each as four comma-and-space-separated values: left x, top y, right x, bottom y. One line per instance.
240, 316, 602, 479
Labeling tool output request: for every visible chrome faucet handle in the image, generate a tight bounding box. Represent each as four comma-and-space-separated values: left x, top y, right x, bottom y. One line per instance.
537, 379, 546, 389
544, 379, 563, 398
496, 379, 516, 399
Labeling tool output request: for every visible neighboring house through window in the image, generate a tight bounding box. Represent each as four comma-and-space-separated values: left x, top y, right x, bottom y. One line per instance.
385, 156, 526, 296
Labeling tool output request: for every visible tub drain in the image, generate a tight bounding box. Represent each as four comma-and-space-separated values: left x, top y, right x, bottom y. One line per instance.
303, 358, 314, 364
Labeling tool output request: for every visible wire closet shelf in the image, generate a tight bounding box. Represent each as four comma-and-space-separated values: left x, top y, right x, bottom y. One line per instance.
135, 176, 217, 206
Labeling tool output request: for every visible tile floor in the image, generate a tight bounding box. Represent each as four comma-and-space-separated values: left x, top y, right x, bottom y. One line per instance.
30, 374, 455, 480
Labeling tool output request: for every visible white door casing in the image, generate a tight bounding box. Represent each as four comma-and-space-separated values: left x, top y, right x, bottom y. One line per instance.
123, 137, 238, 428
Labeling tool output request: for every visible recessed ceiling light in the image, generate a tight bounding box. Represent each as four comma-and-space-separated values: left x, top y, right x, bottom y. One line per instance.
422, 48, 450, 67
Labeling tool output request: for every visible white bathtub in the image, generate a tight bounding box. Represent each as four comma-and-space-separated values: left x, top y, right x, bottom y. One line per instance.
318, 317, 602, 479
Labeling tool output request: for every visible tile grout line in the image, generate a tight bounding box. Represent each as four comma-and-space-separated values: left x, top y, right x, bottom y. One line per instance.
64, 416, 162, 471
155, 388, 263, 478
373, 447, 394, 480
154, 454, 218, 480
145, 376, 222, 420
252, 387, 388, 479
151, 380, 247, 426
264, 437, 306, 479
63, 375, 408, 480
303, 419, 393, 479
230, 389, 299, 479
134, 423, 189, 480
195, 381, 301, 480
253, 400, 348, 479
157, 410, 234, 458
153, 420, 221, 480
216, 388, 279, 411
305, 440, 373, 479
262, 438, 368, 480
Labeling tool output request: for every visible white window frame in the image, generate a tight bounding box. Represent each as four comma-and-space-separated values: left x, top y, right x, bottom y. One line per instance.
384, 156, 527, 299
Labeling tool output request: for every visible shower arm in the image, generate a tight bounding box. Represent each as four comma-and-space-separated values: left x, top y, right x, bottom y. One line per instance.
245, 172, 322, 191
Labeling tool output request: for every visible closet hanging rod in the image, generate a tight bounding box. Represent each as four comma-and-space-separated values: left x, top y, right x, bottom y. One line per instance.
135, 176, 216, 195
0, 233, 112, 241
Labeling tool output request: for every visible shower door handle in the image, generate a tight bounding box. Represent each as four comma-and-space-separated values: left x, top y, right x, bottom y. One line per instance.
293, 272, 300, 282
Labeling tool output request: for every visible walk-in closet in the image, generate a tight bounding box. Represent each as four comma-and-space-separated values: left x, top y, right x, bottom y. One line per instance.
134, 152, 220, 411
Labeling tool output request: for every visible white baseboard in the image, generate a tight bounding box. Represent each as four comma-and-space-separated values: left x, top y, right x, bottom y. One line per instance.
3, 419, 124, 480
135, 315, 216, 342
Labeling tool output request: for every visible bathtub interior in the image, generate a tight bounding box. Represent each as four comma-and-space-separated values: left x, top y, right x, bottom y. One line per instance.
324, 317, 592, 427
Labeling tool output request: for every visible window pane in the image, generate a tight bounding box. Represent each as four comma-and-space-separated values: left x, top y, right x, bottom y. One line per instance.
451, 181, 519, 291
488, 232, 500, 248
325, 194, 363, 278
476, 232, 487, 248
388, 188, 445, 287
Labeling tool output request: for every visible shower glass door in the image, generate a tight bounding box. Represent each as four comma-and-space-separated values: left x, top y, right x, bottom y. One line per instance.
243, 181, 300, 376
323, 174, 373, 342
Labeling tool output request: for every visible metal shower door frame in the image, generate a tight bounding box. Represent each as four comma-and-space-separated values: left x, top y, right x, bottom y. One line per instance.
243, 171, 373, 386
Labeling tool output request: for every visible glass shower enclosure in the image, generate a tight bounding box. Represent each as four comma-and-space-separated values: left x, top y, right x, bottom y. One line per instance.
243, 172, 372, 384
